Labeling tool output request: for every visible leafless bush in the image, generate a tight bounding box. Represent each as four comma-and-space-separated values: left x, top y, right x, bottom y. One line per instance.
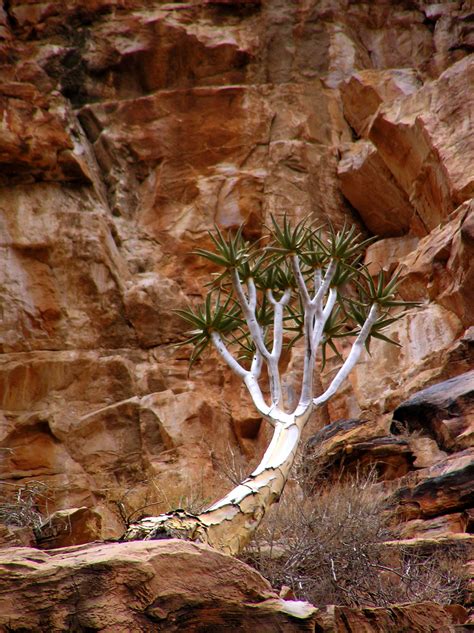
117, 476, 213, 527
0, 481, 50, 530
215, 443, 260, 487
240, 471, 466, 608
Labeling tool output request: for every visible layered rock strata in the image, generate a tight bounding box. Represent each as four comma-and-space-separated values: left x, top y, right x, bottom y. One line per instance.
0, 0, 473, 629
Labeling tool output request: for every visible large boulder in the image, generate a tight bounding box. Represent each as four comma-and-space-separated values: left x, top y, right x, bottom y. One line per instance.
369, 56, 474, 232
340, 68, 421, 138
0, 539, 317, 632
338, 140, 415, 236
0, 538, 467, 632
396, 200, 474, 328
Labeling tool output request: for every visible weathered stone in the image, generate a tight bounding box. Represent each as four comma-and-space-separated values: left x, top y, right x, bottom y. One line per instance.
332, 601, 466, 633
397, 200, 474, 327
0, 540, 318, 632
0, 524, 35, 549
0, 186, 135, 352
123, 275, 189, 348
407, 436, 448, 469
340, 69, 422, 137
392, 371, 474, 452
0, 353, 240, 537
78, 80, 351, 254
395, 512, 470, 540
383, 533, 474, 557
370, 56, 474, 232
36, 507, 102, 549
81, 6, 258, 98
304, 417, 416, 483
392, 449, 474, 521
0, 2, 473, 624
0, 84, 94, 184
338, 140, 415, 236
429, 5, 474, 77
364, 235, 420, 276
348, 304, 464, 413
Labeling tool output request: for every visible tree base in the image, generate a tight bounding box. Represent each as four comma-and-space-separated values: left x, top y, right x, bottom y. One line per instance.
122, 510, 208, 545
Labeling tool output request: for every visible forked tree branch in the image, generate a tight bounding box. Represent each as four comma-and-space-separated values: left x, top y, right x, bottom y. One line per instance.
123, 219, 409, 557
313, 303, 378, 407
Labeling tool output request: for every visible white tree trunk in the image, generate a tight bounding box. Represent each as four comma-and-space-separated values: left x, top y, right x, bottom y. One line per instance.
122, 253, 379, 555
123, 407, 312, 555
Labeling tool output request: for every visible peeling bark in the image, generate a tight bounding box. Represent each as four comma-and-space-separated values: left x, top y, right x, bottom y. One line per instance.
123, 409, 312, 555
123, 246, 381, 555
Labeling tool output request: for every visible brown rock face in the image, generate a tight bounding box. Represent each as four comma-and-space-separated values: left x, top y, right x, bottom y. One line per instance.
340, 69, 422, 138
332, 602, 466, 633
392, 371, 474, 452
369, 56, 474, 233
0, 0, 473, 627
397, 200, 474, 327
35, 506, 103, 549
338, 140, 414, 236
0, 539, 467, 632
0, 539, 318, 632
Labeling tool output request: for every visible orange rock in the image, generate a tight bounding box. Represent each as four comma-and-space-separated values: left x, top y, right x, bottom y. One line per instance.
0, 540, 317, 631
304, 417, 415, 483
364, 235, 419, 276
395, 513, 469, 540
0, 1, 472, 597
36, 506, 102, 548
0, 86, 93, 184
397, 200, 474, 327
333, 602, 466, 633
0, 524, 35, 549
338, 140, 415, 236
349, 304, 464, 413
370, 56, 474, 232
123, 274, 188, 348
341, 69, 421, 137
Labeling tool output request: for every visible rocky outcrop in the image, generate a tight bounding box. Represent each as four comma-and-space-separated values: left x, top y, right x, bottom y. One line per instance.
328, 602, 467, 633
397, 201, 474, 328
0, 539, 467, 633
35, 506, 103, 549
0, 0, 473, 628
1, 0, 472, 531
0, 539, 318, 632
369, 56, 473, 233
338, 139, 415, 237
392, 370, 474, 452
306, 371, 474, 542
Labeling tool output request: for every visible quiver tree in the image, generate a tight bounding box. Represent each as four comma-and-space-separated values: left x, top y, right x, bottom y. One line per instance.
124, 216, 413, 555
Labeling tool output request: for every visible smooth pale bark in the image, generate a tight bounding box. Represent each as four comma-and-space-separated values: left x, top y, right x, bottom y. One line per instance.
123, 257, 379, 555
123, 408, 312, 555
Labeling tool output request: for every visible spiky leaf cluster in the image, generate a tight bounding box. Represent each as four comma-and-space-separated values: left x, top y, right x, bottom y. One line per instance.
176, 216, 415, 368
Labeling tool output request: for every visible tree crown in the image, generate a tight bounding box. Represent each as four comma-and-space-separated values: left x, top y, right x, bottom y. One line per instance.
177, 216, 413, 373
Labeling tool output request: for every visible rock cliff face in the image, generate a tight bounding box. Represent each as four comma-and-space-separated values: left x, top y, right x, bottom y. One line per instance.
0, 0, 473, 630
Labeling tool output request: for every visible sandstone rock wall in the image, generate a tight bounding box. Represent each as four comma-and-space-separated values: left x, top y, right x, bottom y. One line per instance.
0, 0, 472, 551
0, 538, 469, 633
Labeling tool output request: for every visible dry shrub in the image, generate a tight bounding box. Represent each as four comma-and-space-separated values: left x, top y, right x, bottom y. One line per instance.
240, 471, 466, 608
215, 443, 260, 488
117, 475, 213, 527
0, 480, 50, 530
